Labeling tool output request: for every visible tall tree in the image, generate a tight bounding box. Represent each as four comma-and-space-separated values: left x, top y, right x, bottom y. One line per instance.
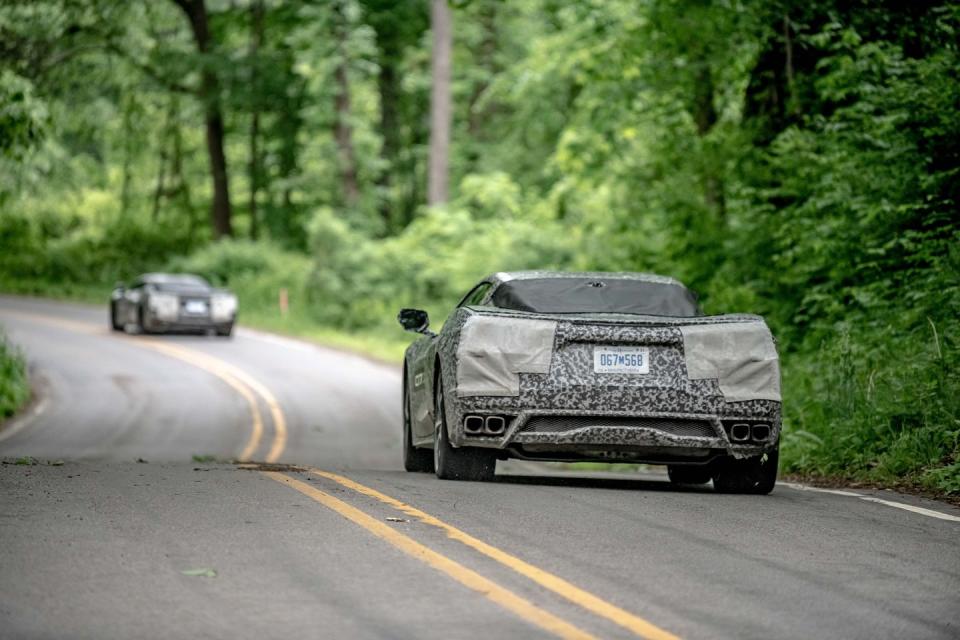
171, 0, 233, 238
361, 0, 429, 230
248, 0, 265, 240
427, 0, 452, 205
333, 1, 360, 208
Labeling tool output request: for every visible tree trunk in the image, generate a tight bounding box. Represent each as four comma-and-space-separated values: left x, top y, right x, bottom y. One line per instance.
121, 94, 135, 215
248, 0, 264, 240
427, 0, 452, 206
172, 0, 233, 238
376, 50, 400, 227
333, 1, 360, 208
692, 61, 726, 220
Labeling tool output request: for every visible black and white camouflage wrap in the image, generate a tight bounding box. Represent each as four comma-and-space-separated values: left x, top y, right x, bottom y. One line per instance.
403, 271, 782, 464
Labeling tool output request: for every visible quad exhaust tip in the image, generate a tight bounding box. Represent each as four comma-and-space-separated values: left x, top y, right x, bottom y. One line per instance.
730, 423, 751, 442
485, 415, 506, 435
751, 424, 771, 442
464, 415, 507, 436
464, 415, 484, 434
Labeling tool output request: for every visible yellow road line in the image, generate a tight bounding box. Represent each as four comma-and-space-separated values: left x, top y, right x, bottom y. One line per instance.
310, 470, 680, 640
137, 340, 265, 461
2, 311, 277, 461
137, 340, 287, 462
263, 472, 596, 640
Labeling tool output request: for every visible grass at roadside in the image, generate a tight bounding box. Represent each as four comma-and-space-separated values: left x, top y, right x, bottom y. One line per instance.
238, 308, 407, 364
0, 277, 107, 306
0, 327, 30, 419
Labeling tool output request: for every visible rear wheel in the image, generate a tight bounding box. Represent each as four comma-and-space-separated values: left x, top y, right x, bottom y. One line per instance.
109, 303, 122, 331
667, 465, 712, 485
433, 378, 495, 482
137, 306, 151, 335
712, 443, 779, 495
403, 370, 434, 473
216, 324, 233, 337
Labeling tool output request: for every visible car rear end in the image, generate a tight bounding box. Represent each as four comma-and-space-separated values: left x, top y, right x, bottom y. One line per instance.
448, 311, 781, 468
145, 288, 237, 334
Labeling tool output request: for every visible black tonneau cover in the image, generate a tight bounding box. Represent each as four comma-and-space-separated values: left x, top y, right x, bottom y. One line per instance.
490, 277, 700, 317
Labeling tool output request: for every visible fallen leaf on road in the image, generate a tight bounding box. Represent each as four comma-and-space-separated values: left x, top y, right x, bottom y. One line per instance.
385, 517, 409, 523
180, 568, 217, 578
136, 458, 148, 464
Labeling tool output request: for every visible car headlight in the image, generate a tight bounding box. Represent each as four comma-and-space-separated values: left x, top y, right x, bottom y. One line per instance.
211, 293, 237, 321
148, 292, 179, 321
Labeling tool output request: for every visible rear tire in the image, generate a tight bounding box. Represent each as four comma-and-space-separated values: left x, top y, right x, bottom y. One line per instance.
433, 378, 494, 482
137, 306, 151, 335
109, 303, 122, 331
216, 324, 233, 337
403, 370, 434, 473
667, 465, 712, 485
713, 443, 779, 495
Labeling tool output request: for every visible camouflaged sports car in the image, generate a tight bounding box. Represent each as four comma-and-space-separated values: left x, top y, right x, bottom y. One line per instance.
399, 271, 782, 493
110, 273, 237, 336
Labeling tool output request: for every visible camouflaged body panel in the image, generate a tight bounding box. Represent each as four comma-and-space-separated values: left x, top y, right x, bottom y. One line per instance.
435, 307, 782, 458
456, 315, 557, 397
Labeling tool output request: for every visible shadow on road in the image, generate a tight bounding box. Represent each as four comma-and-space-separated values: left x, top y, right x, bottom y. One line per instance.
493, 473, 714, 494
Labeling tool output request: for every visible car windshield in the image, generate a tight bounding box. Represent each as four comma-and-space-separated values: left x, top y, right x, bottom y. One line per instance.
145, 274, 210, 288
490, 277, 701, 316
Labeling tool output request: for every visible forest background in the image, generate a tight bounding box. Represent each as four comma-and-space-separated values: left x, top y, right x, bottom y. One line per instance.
1, 0, 957, 493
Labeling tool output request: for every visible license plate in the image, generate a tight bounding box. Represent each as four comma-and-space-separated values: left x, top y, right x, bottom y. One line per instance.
184, 300, 208, 315
593, 346, 650, 374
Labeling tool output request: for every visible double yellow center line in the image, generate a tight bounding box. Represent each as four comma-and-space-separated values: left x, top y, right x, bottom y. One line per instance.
137, 339, 287, 462
266, 468, 681, 640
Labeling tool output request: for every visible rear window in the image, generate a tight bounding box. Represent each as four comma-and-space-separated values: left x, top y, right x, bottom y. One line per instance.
145, 274, 210, 288
490, 277, 701, 317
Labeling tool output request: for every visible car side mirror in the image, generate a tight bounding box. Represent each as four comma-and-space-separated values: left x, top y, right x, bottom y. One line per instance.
398, 308, 431, 334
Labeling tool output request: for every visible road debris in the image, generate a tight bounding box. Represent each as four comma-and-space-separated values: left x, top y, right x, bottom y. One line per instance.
180, 568, 217, 578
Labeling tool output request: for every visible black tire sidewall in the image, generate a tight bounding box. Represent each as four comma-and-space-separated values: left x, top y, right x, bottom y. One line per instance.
433, 378, 493, 481
713, 443, 779, 494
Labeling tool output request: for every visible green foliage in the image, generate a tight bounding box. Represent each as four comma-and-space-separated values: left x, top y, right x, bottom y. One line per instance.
166, 238, 311, 317
781, 322, 959, 492
0, 70, 47, 162
0, 328, 29, 419
0, 201, 195, 290
306, 198, 573, 330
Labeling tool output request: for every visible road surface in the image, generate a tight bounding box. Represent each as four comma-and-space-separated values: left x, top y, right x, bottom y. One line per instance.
1, 295, 958, 640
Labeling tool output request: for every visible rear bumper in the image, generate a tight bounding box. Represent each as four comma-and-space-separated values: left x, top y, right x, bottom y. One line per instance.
145, 311, 235, 333
446, 405, 780, 462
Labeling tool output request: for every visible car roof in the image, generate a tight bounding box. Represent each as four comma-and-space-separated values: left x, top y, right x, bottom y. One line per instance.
138, 273, 210, 286
489, 271, 686, 287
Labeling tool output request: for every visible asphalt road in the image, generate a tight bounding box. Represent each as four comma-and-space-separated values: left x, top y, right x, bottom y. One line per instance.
1, 295, 958, 640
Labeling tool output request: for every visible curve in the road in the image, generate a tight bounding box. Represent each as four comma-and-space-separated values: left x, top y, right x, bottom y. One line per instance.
132, 338, 287, 461
2, 309, 286, 462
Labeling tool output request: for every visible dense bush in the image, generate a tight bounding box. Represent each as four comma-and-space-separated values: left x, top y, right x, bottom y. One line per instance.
0, 203, 194, 289
306, 201, 574, 329
0, 329, 29, 419
166, 239, 312, 319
